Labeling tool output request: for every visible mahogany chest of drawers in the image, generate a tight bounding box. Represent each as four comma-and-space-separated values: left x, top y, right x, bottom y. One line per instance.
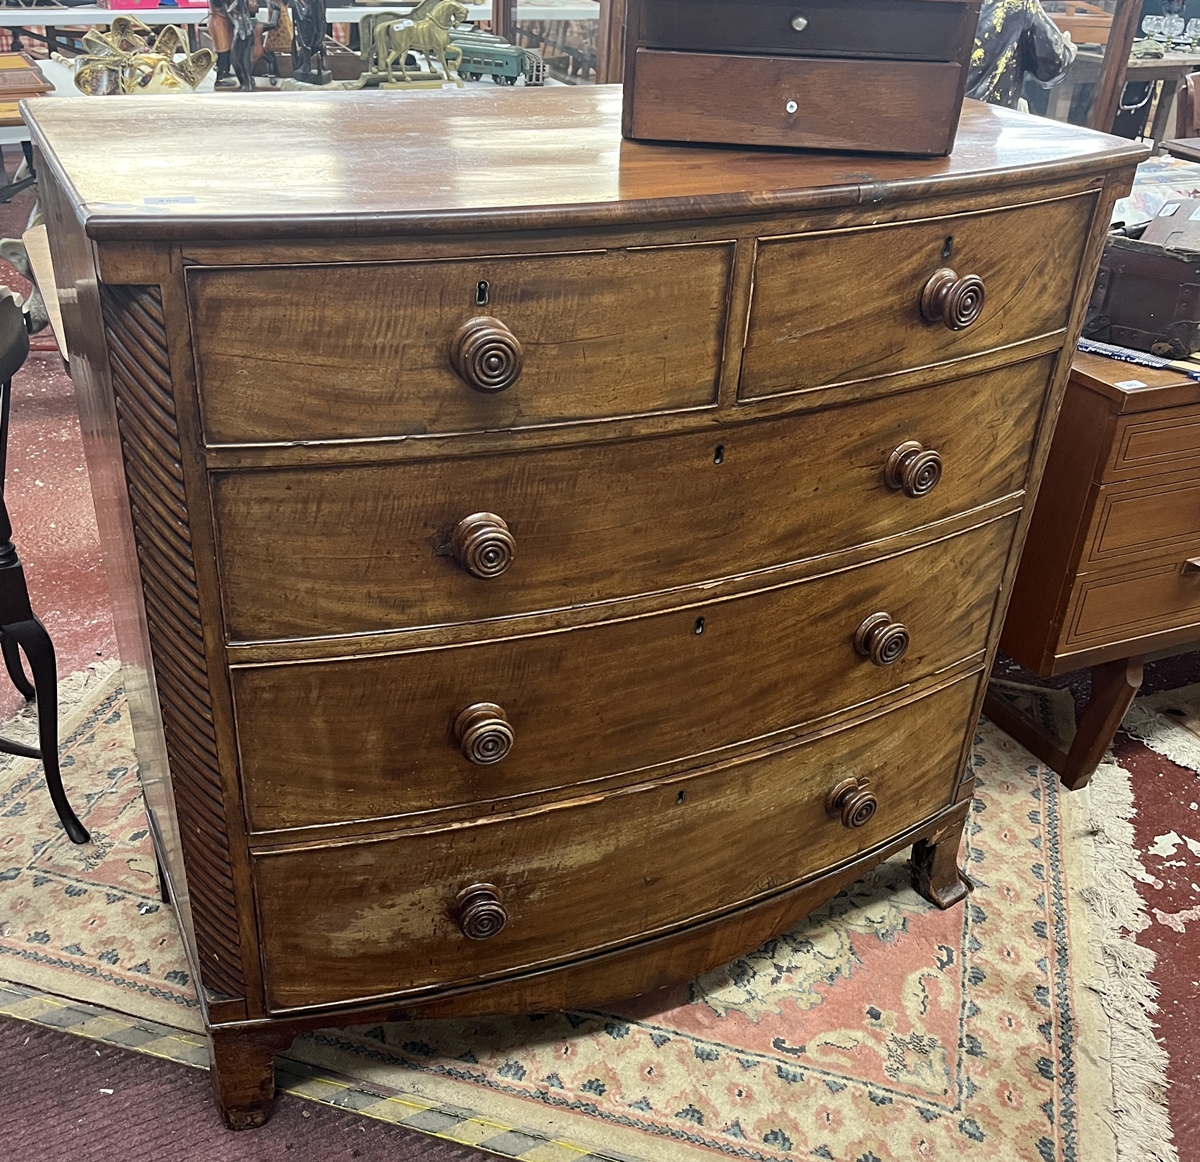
26, 88, 1143, 1127
990, 350, 1200, 787
621, 0, 981, 154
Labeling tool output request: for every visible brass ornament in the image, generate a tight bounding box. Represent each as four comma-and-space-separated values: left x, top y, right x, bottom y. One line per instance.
69, 19, 214, 95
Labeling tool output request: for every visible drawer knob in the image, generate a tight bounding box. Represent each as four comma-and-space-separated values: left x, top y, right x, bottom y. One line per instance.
450, 316, 524, 393
454, 883, 507, 940
885, 440, 943, 498
919, 267, 986, 331
451, 512, 515, 578
826, 777, 878, 829
454, 702, 515, 764
854, 611, 909, 666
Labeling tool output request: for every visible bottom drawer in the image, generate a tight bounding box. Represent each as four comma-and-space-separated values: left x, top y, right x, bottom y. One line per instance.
253, 676, 978, 1012
1066, 555, 1200, 648
627, 49, 964, 154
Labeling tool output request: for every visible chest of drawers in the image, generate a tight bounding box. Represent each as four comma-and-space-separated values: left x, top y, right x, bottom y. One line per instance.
27, 88, 1143, 1128
990, 350, 1200, 787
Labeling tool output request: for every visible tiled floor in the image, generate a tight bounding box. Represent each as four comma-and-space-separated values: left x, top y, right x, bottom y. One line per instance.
1, 170, 1197, 1160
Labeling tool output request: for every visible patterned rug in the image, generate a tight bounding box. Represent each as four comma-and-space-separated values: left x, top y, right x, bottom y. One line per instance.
0, 673, 1173, 1162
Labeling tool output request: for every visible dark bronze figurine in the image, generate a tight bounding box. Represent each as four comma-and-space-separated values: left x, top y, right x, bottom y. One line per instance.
290, 0, 331, 85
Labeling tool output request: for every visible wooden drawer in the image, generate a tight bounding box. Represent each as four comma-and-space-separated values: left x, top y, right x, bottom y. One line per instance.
213, 357, 1049, 642
740, 193, 1096, 400
252, 675, 975, 1011
635, 0, 976, 61
627, 50, 963, 155
232, 514, 1012, 832
1105, 404, 1200, 481
1082, 469, 1200, 567
1065, 555, 1200, 648
188, 243, 734, 444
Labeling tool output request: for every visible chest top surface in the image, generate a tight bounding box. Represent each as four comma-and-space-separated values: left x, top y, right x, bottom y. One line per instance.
24, 85, 1144, 242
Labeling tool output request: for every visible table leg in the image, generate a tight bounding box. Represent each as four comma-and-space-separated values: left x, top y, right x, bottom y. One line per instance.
1150, 78, 1178, 144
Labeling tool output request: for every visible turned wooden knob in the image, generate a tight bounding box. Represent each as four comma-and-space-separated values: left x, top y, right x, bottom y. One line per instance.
454, 702, 514, 764
885, 440, 943, 498
826, 777, 878, 829
454, 883, 507, 939
450, 316, 524, 393
919, 268, 985, 331
451, 512, 515, 578
854, 611, 909, 666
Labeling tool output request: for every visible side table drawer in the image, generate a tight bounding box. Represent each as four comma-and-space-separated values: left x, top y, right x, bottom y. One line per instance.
213, 357, 1050, 641
188, 243, 733, 444
1082, 470, 1200, 566
1106, 404, 1200, 481
232, 514, 1013, 832
740, 192, 1095, 399
1064, 555, 1200, 649
252, 675, 976, 1012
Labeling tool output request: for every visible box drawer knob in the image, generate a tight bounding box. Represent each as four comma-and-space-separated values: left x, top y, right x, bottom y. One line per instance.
451, 512, 516, 578
854, 611, 909, 666
884, 440, 943, 498
826, 777, 877, 829
790, 13, 808, 31
450, 316, 525, 393
454, 883, 508, 939
454, 702, 515, 764
919, 267, 986, 331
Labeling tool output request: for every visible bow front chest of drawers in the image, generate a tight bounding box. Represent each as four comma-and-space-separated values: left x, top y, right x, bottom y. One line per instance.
26, 88, 1144, 1127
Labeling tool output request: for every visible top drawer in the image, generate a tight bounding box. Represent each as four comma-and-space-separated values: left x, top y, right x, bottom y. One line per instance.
636, 0, 977, 61
188, 244, 733, 444
740, 193, 1096, 400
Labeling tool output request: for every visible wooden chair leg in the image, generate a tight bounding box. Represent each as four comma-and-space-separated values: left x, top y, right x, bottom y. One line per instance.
910, 804, 972, 910
1058, 656, 1143, 791
4, 616, 89, 843
209, 1027, 295, 1130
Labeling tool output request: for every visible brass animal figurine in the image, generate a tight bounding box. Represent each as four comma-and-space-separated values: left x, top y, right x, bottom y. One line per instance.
373, 0, 467, 84
72, 20, 214, 95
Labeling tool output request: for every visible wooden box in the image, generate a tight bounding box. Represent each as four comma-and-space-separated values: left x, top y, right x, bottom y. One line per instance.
621, 0, 982, 155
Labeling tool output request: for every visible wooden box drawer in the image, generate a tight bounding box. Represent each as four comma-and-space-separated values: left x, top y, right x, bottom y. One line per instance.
740, 193, 1096, 400
635, 0, 976, 61
626, 50, 964, 155
1105, 405, 1200, 481
188, 243, 733, 444
1082, 469, 1200, 566
214, 357, 1049, 642
1065, 556, 1200, 648
232, 515, 1013, 832
252, 675, 975, 1011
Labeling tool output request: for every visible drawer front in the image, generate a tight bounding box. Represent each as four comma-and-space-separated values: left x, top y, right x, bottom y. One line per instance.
214, 357, 1049, 642
628, 50, 963, 155
1065, 556, 1200, 648
233, 515, 1013, 831
253, 675, 976, 1011
741, 193, 1096, 400
1083, 471, 1200, 566
636, 0, 976, 61
188, 244, 733, 444
1106, 405, 1200, 481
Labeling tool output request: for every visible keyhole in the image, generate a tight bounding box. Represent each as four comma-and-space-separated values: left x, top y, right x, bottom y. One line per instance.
476, 280, 490, 306
714, 445, 724, 465
694, 617, 705, 635
676, 790, 686, 804
941, 236, 954, 260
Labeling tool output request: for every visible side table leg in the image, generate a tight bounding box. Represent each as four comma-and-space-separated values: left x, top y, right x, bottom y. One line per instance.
1058, 656, 1143, 792
910, 804, 972, 910
209, 1027, 294, 1130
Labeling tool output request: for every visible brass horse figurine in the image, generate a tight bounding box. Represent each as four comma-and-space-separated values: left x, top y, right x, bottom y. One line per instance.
374, 0, 467, 83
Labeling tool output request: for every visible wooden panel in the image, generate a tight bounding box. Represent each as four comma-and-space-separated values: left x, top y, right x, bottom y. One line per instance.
741, 193, 1096, 400
1066, 555, 1200, 646
232, 515, 1013, 831
188, 244, 733, 444
253, 676, 975, 1011
627, 50, 963, 154
213, 358, 1050, 642
636, 0, 975, 60
100, 284, 245, 1003
1084, 470, 1200, 565
1107, 404, 1200, 480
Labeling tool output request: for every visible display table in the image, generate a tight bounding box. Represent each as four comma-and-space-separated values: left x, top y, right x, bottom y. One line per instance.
26, 88, 1144, 1129
989, 349, 1200, 787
